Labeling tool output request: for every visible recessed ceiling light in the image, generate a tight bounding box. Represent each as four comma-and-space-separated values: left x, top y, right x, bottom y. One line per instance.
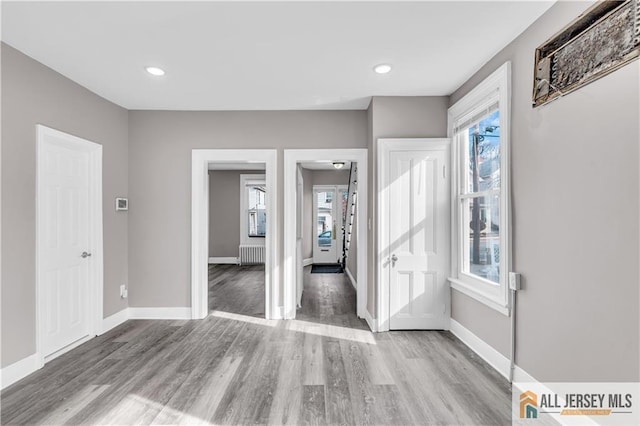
145, 66, 165, 76
373, 64, 392, 74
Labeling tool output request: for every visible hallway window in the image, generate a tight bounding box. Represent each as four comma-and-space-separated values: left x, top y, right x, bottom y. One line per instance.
448, 62, 512, 315
461, 110, 501, 283
240, 174, 267, 242
247, 185, 266, 237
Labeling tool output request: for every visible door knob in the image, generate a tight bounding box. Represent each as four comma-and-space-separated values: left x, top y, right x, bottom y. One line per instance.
391, 254, 398, 266
81, 251, 92, 258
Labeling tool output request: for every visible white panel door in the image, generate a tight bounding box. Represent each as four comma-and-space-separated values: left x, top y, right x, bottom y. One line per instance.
313, 187, 338, 264
39, 133, 93, 357
388, 148, 449, 329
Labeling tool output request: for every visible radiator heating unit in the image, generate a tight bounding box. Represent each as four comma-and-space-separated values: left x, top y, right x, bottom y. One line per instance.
239, 245, 265, 265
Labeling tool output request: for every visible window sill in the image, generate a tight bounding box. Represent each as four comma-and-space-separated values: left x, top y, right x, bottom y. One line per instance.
448, 277, 510, 316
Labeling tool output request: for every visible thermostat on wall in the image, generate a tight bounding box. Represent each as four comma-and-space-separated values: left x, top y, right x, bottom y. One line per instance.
115, 198, 128, 211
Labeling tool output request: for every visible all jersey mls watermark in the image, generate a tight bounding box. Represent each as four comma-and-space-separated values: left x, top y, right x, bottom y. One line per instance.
513, 382, 640, 425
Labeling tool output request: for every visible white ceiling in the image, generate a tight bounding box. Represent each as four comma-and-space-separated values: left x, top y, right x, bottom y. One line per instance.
1, 1, 555, 111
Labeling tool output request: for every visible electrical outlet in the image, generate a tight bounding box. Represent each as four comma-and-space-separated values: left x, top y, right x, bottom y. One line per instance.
120, 284, 128, 299
509, 272, 521, 291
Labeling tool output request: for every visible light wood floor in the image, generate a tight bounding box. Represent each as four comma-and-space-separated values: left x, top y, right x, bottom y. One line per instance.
1, 265, 511, 425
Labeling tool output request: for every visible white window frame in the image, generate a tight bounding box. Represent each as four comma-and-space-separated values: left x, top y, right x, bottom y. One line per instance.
447, 62, 512, 315
240, 174, 266, 246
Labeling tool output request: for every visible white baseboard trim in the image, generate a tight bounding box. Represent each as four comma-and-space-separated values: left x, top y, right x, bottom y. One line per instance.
100, 308, 129, 335
303, 258, 313, 267
363, 309, 377, 332
129, 307, 192, 320
344, 266, 357, 290
450, 319, 511, 380
1, 353, 40, 390
208, 257, 239, 265
449, 319, 544, 386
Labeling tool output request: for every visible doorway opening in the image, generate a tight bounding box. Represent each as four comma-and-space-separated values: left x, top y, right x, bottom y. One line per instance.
208, 166, 266, 318
283, 149, 368, 326
191, 149, 278, 320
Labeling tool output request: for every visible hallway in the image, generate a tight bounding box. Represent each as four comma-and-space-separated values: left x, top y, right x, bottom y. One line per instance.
209, 264, 265, 318
1, 268, 511, 425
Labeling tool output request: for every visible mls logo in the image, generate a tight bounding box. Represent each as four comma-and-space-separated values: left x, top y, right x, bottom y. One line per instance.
520, 391, 538, 419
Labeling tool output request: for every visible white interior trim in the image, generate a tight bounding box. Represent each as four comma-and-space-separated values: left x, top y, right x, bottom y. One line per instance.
450, 319, 510, 379
447, 61, 512, 314
449, 279, 510, 316
303, 257, 313, 267
450, 318, 544, 387
284, 149, 368, 320
192, 149, 278, 320
36, 125, 104, 369
0, 354, 40, 390
363, 308, 377, 333
208, 257, 239, 265
376, 138, 451, 332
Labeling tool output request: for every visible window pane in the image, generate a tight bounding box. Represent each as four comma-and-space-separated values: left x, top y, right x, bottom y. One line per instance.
317, 191, 333, 247
462, 194, 500, 283
247, 186, 266, 237
465, 110, 500, 193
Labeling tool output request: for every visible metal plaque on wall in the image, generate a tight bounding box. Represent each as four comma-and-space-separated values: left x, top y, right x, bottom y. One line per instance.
533, 0, 640, 107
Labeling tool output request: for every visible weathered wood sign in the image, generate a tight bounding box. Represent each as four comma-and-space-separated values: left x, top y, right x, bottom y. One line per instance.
533, 0, 640, 107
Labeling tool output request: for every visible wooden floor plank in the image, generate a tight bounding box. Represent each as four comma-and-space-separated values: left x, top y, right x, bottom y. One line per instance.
267, 359, 303, 426
301, 385, 326, 426
302, 333, 325, 386
323, 339, 355, 426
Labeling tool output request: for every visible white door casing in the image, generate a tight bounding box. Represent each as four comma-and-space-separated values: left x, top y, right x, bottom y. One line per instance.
378, 138, 450, 331
36, 125, 103, 365
296, 166, 304, 307
191, 149, 278, 320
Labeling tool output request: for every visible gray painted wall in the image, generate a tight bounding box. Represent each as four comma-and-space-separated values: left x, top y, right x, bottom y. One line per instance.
128, 111, 366, 308
1, 44, 129, 367
449, 1, 639, 382
309, 169, 350, 186
208, 170, 263, 258
367, 96, 449, 316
